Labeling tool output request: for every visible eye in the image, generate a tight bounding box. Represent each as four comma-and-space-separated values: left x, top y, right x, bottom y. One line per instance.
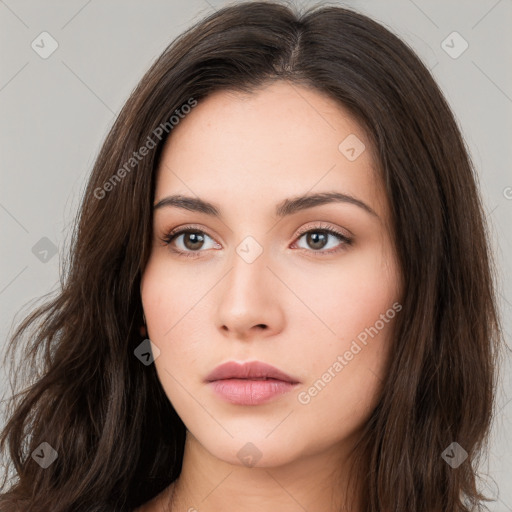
160, 222, 352, 259
292, 223, 353, 255
160, 225, 219, 259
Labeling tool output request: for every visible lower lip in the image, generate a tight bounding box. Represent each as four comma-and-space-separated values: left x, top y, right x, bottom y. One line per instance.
208, 379, 298, 405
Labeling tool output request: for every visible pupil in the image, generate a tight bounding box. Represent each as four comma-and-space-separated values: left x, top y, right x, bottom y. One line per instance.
185, 232, 204, 250
308, 232, 327, 250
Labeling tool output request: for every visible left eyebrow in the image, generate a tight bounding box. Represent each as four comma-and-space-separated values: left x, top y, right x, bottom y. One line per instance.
275, 191, 378, 219
153, 191, 378, 219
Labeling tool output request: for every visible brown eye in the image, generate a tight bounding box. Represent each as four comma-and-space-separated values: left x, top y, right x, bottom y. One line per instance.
294, 226, 353, 255
304, 231, 329, 250
180, 231, 206, 251
161, 227, 218, 259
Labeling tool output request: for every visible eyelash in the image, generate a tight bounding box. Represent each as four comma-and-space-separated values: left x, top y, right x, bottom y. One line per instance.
160, 223, 353, 259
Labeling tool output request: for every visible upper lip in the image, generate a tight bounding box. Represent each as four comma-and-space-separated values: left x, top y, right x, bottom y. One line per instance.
205, 361, 300, 384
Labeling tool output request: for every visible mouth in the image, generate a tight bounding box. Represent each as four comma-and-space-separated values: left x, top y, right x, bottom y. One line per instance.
205, 361, 300, 405
205, 360, 300, 384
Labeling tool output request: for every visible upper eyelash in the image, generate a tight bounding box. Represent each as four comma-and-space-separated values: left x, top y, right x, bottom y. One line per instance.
160, 223, 352, 258
294, 222, 350, 242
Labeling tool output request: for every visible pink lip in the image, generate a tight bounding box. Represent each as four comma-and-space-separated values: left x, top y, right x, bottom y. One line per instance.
205, 361, 300, 406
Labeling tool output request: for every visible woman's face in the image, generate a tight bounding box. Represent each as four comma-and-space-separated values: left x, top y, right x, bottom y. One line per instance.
140, 81, 402, 468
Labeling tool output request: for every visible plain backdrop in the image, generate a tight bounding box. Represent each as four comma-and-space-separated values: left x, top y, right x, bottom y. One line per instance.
1, 0, 511, 508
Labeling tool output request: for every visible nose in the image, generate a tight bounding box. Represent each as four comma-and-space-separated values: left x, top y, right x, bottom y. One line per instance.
215, 245, 285, 340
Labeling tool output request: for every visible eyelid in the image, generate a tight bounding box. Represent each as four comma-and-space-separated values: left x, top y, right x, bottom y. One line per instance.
159, 221, 352, 257
290, 222, 353, 256
294, 221, 352, 239
163, 221, 350, 241
160, 223, 220, 254
166, 223, 216, 240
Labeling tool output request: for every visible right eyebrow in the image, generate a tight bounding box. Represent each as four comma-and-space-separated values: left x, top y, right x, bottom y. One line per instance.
153, 191, 379, 219
154, 195, 220, 216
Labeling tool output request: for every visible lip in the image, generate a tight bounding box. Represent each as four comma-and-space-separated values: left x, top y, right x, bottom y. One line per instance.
205, 361, 299, 383
205, 361, 300, 406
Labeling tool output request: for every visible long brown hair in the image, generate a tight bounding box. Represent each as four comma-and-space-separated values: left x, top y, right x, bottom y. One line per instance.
0, 2, 504, 510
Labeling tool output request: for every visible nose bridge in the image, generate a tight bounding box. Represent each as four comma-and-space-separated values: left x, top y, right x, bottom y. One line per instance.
226, 234, 271, 304
215, 233, 281, 334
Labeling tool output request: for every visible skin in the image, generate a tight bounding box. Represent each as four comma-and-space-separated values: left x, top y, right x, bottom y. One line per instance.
139, 80, 403, 512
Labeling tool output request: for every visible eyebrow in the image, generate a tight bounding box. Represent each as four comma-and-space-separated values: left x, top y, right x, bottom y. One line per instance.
153, 192, 378, 219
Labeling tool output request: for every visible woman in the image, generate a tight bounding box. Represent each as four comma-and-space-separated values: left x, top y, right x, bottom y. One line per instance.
0, 2, 504, 511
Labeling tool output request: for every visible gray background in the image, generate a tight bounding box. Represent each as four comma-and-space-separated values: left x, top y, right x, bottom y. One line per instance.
1, 0, 511, 508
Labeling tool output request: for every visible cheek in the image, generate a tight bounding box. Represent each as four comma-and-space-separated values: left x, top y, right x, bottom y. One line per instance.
294, 305, 397, 448
140, 255, 210, 341
140, 257, 211, 386
287, 245, 400, 347
290, 248, 399, 414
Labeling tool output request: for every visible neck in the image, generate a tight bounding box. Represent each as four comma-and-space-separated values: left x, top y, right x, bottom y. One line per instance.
165, 431, 362, 512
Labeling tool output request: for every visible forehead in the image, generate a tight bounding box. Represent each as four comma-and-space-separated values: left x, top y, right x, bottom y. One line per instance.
154, 81, 388, 221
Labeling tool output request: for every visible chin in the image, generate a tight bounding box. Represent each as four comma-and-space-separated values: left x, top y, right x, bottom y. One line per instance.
194, 430, 308, 469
